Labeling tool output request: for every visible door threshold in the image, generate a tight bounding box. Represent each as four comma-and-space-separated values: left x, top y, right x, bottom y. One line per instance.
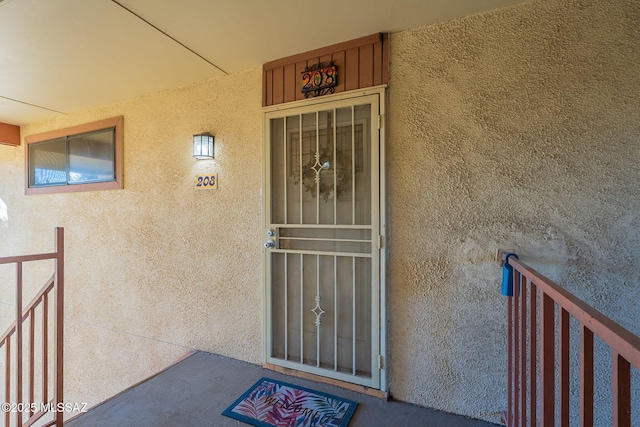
263, 363, 388, 400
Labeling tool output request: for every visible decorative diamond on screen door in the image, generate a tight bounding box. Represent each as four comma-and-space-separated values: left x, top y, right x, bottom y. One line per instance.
311, 296, 326, 326
310, 152, 330, 183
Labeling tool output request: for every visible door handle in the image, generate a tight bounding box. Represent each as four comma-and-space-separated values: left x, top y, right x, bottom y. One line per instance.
264, 240, 275, 249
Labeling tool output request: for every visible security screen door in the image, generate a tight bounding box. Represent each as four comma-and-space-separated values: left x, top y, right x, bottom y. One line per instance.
264, 93, 382, 388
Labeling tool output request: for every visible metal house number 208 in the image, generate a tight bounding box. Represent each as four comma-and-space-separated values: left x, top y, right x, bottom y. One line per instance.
195, 174, 218, 190
301, 63, 338, 98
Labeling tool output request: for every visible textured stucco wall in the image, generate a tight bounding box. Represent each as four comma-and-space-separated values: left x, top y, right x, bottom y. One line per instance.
0, 68, 264, 411
1, 0, 639, 423
387, 0, 639, 422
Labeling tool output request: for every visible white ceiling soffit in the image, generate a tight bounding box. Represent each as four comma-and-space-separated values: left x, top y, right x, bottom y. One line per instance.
0, 0, 525, 126
118, 0, 526, 73
0, 0, 222, 125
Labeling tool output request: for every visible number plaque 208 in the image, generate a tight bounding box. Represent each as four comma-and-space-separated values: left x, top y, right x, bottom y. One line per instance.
195, 174, 218, 190
301, 64, 338, 98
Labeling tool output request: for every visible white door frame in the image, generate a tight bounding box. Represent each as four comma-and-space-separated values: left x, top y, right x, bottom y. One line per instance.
261, 86, 387, 392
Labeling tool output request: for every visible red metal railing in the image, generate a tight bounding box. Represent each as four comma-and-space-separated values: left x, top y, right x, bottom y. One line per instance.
0, 228, 64, 427
504, 254, 640, 426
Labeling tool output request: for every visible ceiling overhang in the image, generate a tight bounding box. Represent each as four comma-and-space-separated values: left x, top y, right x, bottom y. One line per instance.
0, 0, 527, 126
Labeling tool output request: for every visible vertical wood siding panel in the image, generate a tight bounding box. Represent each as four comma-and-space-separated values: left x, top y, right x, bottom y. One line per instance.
381, 33, 389, 84
283, 64, 296, 103
273, 67, 285, 105
331, 51, 346, 94
295, 61, 308, 102
319, 54, 332, 65
309, 57, 321, 70
266, 69, 274, 106
358, 45, 374, 88
345, 48, 359, 91
373, 41, 383, 86
262, 68, 268, 107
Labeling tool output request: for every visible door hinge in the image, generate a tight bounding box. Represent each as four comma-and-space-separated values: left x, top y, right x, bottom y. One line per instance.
377, 114, 384, 129
377, 235, 383, 249
378, 355, 385, 370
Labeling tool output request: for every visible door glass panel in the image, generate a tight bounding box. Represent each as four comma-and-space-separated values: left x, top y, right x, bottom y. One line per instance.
317, 110, 335, 224
286, 116, 301, 224
336, 256, 354, 373
286, 254, 302, 361
355, 257, 372, 376
354, 104, 371, 225
271, 253, 286, 359
318, 255, 335, 370
302, 254, 317, 366
335, 107, 353, 224
270, 118, 285, 224
301, 113, 317, 224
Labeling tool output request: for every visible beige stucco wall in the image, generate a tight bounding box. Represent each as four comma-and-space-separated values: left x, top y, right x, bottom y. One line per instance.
0, 67, 264, 412
387, 0, 639, 422
1, 0, 639, 424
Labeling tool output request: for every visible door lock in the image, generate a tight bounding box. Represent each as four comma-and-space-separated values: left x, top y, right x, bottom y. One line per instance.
264, 240, 275, 249
266, 229, 276, 237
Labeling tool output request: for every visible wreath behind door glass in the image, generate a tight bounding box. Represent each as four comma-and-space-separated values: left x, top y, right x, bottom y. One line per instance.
289, 125, 363, 201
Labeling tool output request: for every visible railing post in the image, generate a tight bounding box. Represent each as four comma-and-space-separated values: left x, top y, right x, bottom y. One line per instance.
16, 261, 23, 426
507, 290, 513, 426
519, 275, 526, 426
528, 284, 536, 427
559, 308, 570, 427
43, 292, 49, 405
580, 325, 594, 427
54, 227, 64, 427
540, 291, 554, 426
4, 339, 10, 427
29, 308, 35, 417
612, 352, 631, 427
513, 273, 519, 427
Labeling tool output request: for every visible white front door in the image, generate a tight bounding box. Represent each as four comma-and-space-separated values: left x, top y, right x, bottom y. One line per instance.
263, 91, 385, 389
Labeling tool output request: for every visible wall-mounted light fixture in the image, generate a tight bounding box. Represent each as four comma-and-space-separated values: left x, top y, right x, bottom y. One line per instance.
193, 133, 214, 159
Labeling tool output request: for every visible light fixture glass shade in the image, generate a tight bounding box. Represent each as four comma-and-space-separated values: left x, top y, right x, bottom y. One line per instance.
193, 133, 214, 159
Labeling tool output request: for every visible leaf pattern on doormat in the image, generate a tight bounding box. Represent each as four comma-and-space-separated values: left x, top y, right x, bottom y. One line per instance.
232, 396, 275, 421
225, 378, 357, 427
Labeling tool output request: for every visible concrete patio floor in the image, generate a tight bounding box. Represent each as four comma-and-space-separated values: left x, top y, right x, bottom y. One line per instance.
66, 351, 501, 427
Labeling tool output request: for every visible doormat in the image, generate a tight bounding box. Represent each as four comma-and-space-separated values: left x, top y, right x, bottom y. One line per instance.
222, 377, 358, 427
